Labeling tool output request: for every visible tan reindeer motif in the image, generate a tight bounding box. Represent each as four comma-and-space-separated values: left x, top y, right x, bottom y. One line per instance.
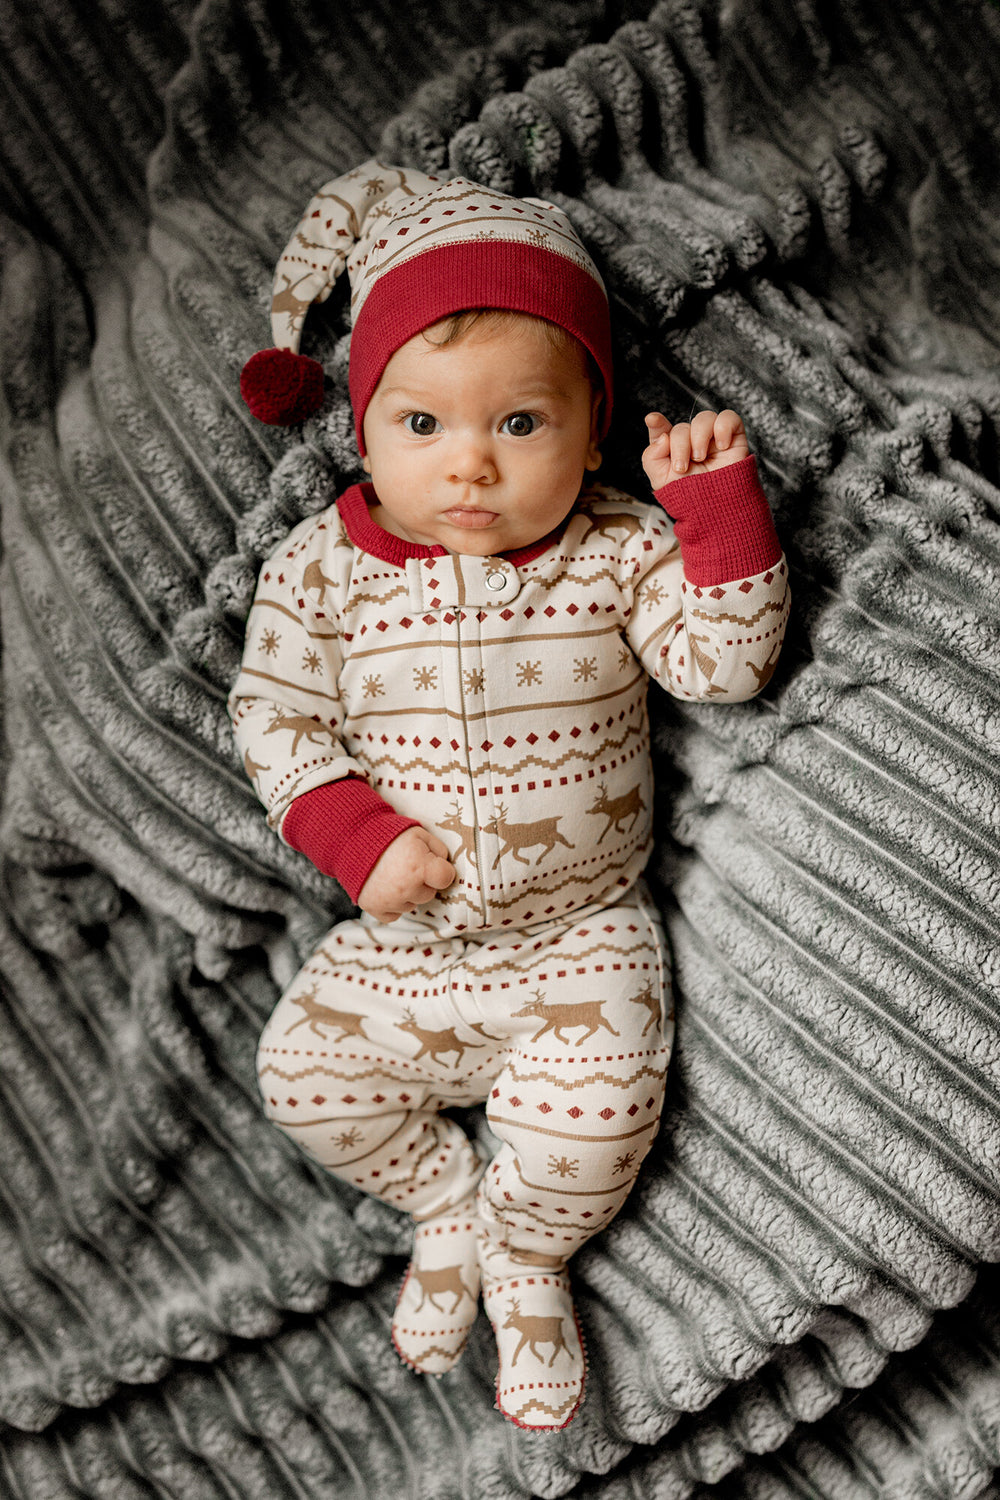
264, 708, 339, 757
587, 782, 646, 843
243, 749, 270, 784
270, 271, 316, 332
409, 1263, 476, 1314
577, 510, 646, 545
436, 801, 476, 867
503, 1298, 573, 1367
287, 987, 369, 1042
746, 641, 782, 689
394, 1008, 500, 1067
302, 557, 337, 605
481, 805, 574, 868
511, 988, 620, 1046
627, 979, 661, 1037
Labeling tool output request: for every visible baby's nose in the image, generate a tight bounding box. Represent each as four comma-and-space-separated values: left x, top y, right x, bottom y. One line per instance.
448, 434, 498, 484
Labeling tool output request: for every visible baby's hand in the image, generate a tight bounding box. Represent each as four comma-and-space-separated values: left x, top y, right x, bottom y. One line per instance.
357, 825, 456, 924
642, 408, 750, 490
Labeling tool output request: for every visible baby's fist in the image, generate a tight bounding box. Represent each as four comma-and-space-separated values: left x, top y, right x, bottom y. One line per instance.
357, 825, 456, 924
642, 408, 750, 491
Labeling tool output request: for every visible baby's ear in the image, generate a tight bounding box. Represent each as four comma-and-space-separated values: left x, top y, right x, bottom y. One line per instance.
585, 390, 603, 471
362, 455, 372, 474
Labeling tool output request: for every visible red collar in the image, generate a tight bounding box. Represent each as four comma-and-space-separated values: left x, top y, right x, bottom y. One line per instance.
336, 483, 565, 567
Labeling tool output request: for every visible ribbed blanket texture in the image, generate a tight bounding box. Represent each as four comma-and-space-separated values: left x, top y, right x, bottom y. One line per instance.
1, 0, 999, 1495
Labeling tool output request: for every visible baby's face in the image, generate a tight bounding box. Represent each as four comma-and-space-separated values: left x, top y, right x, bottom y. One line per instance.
361, 317, 602, 555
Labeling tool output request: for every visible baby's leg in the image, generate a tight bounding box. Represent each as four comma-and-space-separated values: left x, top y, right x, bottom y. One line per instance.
470, 882, 673, 1428
256, 916, 500, 1372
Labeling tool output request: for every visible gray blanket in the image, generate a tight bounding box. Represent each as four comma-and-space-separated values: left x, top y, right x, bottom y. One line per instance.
2, 0, 999, 1494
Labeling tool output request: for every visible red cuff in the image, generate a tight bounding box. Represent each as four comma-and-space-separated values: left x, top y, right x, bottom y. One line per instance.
282, 777, 420, 903
654, 454, 782, 585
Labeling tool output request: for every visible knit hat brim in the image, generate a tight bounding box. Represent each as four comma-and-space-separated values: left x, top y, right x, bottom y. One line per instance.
349, 240, 613, 454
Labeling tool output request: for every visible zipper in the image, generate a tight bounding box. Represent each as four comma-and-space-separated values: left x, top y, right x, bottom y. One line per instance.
453, 610, 489, 927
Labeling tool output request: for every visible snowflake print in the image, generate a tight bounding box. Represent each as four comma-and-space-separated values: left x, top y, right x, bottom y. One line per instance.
516, 660, 542, 687
303, 649, 322, 674
463, 668, 484, 695
611, 1151, 637, 1177
334, 1127, 363, 1151
413, 665, 438, 690
641, 581, 665, 610
362, 674, 385, 698
548, 1155, 580, 1179
573, 657, 597, 682
261, 629, 281, 657
364, 177, 385, 194
618, 647, 631, 671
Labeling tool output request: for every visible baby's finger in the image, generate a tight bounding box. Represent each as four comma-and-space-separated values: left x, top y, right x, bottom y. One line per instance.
420, 829, 451, 860
425, 853, 457, 891
669, 422, 693, 471
713, 408, 745, 449
644, 411, 672, 435
689, 409, 720, 460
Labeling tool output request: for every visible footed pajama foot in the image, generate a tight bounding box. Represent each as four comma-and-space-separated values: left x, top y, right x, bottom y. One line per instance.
481, 1263, 586, 1431
392, 1195, 481, 1375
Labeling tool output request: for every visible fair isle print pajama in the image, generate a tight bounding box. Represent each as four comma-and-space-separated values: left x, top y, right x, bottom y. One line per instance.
257, 878, 671, 1271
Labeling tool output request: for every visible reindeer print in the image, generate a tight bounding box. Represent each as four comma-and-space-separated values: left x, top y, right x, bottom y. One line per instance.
302, 558, 337, 605
287, 987, 370, 1041
436, 802, 476, 866
243, 749, 270, 785
263, 708, 340, 757
409, 1263, 476, 1314
577, 510, 645, 545
503, 1298, 572, 1367
393, 1009, 500, 1067
627, 979, 661, 1037
587, 782, 645, 843
481, 805, 574, 868
511, 988, 621, 1046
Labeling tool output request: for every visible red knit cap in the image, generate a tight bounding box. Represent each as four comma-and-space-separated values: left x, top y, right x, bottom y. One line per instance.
240, 159, 613, 448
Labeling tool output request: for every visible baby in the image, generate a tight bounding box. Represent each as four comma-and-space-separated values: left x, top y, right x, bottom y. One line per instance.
232, 160, 789, 1430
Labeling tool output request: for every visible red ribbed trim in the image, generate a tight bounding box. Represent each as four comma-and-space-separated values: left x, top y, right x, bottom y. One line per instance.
336, 483, 567, 567
654, 455, 782, 585
349, 241, 613, 453
283, 776, 419, 903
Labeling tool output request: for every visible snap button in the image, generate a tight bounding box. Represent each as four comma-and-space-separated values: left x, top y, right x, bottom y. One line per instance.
486, 570, 507, 591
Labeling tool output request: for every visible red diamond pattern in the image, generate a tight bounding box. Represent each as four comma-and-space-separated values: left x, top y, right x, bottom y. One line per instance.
739, 580, 753, 592
710, 587, 725, 599
537, 1102, 552, 1114
311, 1095, 326, 1105
599, 1107, 616, 1120
567, 1106, 583, 1118
509, 1096, 523, 1107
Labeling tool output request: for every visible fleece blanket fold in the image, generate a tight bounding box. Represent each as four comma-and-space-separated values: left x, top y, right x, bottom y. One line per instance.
1, 0, 999, 1494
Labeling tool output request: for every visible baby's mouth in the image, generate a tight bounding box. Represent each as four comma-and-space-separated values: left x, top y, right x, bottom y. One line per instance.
443, 508, 500, 529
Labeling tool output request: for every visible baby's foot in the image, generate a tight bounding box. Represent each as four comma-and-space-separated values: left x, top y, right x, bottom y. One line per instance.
481, 1262, 586, 1431
392, 1194, 481, 1376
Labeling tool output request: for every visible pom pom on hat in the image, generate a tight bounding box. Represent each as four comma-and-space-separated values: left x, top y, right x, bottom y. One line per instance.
240, 347, 325, 426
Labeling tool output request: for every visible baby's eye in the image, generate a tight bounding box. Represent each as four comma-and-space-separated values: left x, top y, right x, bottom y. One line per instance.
501, 412, 538, 438
404, 412, 440, 436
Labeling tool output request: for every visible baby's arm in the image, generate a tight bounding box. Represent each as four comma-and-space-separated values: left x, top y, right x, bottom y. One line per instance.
623, 408, 789, 701
230, 528, 455, 919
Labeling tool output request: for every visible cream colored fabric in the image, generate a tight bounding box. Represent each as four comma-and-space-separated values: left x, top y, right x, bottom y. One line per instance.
256, 880, 671, 1258
266, 155, 605, 354
229, 483, 790, 934
392, 1190, 483, 1376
